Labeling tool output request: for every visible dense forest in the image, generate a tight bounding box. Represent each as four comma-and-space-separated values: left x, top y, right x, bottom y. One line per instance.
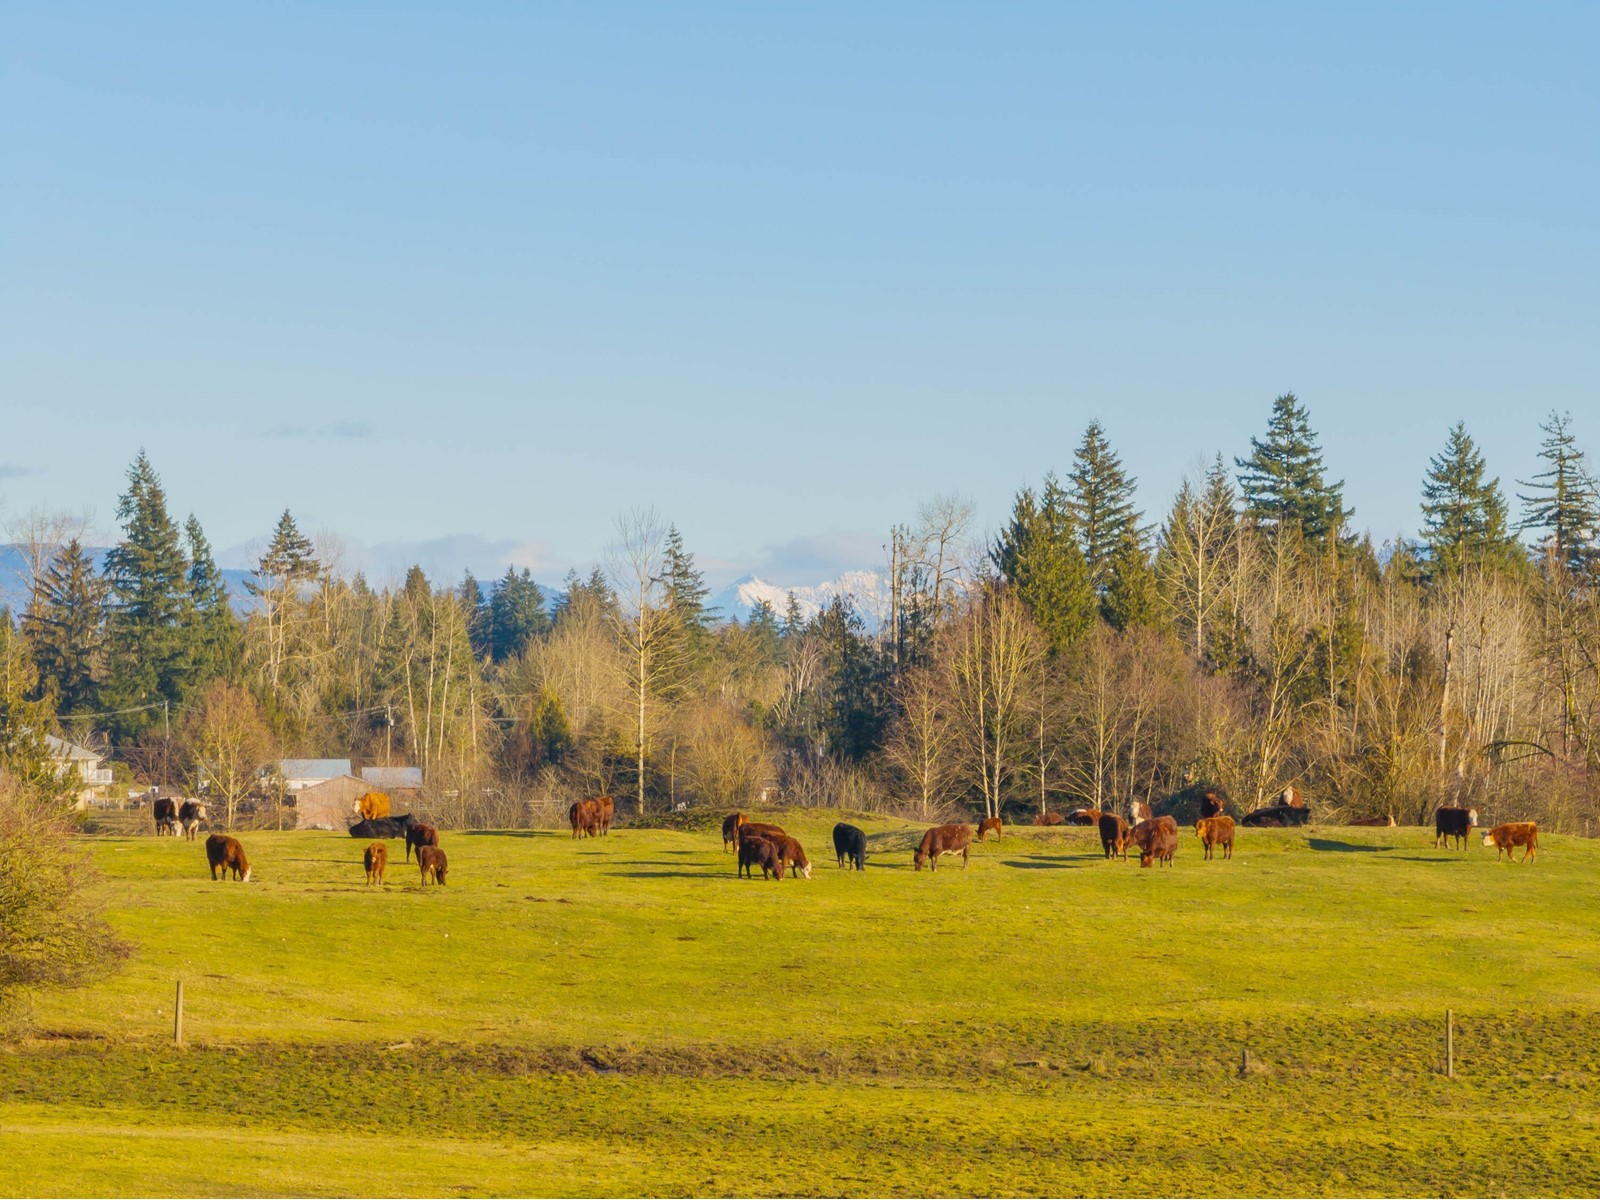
4, 394, 1599, 833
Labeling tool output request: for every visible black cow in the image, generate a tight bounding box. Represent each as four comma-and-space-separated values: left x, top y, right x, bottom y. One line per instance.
349, 814, 416, 840
178, 800, 208, 842
153, 797, 178, 837
1240, 804, 1311, 828
833, 823, 868, 870
1434, 805, 1479, 850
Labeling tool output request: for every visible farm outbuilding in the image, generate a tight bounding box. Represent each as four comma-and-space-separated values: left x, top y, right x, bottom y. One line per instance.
360, 765, 423, 808
293, 774, 372, 831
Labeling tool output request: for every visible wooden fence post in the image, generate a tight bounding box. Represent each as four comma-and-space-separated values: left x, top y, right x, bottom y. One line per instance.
174, 980, 185, 1047
1446, 1009, 1454, 1078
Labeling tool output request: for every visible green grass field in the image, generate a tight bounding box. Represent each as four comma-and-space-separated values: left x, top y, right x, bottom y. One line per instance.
6, 813, 1600, 1197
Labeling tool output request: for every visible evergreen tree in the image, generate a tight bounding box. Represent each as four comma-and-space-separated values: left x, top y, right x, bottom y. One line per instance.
487, 567, 550, 661
782, 592, 806, 640
992, 478, 1096, 654
460, 572, 490, 660
554, 567, 618, 627
183, 516, 240, 686
1518, 410, 1600, 576
1419, 422, 1521, 583
745, 599, 784, 665
809, 596, 884, 761
1236, 393, 1349, 548
1067, 420, 1141, 591
249, 509, 318, 593
101, 452, 194, 736
663, 525, 716, 635
22, 539, 107, 716
1101, 529, 1163, 631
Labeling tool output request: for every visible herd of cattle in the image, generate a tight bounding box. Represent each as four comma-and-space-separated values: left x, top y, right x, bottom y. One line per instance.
157, 785, 1543, 885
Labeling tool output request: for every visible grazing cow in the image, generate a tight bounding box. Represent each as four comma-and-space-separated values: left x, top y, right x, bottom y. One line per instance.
1199, 791, 1227, 819
205, 834, 251, 882
1483, 822, 1538, 863
832, 822, 868, 870
349, 814, 416, 840
1129, 800, 1152, 825
770, 834, 812, 880
593, 795, 615, 836
1142, 823, 1178, 868
1281, 785, 1306, 808
1067, 808, 1102, 826
178, 800, 207, 842
153, 797, 178, 837
1098, 812, 1130, 860
1350, 814, 1397, 827
356, 791, 391, 821
977, 817, 1004, 842
1194, 815, 1235, 861
737, 833, 785, 880
1126, 817, 1179, 866
740, 822, 786, 841
568, 799, 601, 839
721, 812, 746, 852
417, 845, 448, 885
1034, 812, 1065, 827
364, 842, 387, 886
405, 822, 439, 863
1434, 805, 1479, 850
914, 824, 973, 872
1240, 804, 1311, 828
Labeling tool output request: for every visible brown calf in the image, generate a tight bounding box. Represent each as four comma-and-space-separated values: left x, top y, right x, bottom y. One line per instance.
737, 833, 785, 880
1349, 814, 1396, 827
1483, 822, 1538, 863
205, 834, 251, 882
914, 824, 973, 872
593, 795, 615, 835
769, 834, 812, 880
721, 811, 745, 851
1194, 815, 1235, 861
977, 817, 1004, 842
364, 842, 388, 885
405, 822, 439, 863
569, 799, 601, 839
1034, 812, 1065, 827
417, 844, 448, 885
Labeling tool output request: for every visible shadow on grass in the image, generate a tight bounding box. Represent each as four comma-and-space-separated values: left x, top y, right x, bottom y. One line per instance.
461, 830, 565, 840
605, 870, 719, 881
1306, 839, 1394, 853
1387, 855, 1463, 864
1001, 859, 1084, 870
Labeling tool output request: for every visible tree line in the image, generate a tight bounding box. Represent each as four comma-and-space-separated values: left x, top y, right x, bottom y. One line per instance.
2, 395, 1599, 833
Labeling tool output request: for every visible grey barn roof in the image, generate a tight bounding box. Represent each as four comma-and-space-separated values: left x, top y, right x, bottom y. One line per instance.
360, 766, 423, 789
278, 758, 353, 781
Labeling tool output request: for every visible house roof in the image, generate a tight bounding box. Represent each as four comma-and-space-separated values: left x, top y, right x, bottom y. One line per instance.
277, 758, 353, 781
45, 734, 100, 762
360, 766, 423, 789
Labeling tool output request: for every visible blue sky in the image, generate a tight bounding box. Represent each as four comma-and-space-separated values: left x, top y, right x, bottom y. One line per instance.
3, 2, 1596, 586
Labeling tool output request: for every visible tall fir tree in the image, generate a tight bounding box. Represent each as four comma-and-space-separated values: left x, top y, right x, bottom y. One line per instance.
992, 477, 1096, 654
101, 452, 194, 736
487, 567, 550, 661
1236, 393, 1349, 548
22, 538, 107, 716
183, 516, 241, 687
663, 525, 716, 634
1518, 410, 1600, 576
460, 572, 490, 659
1101, 529, 1163, 631
1067, 420, 1141, 592
1420, 422, 1521, 583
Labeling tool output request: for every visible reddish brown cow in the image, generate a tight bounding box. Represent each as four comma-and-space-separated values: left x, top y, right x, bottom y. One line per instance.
364, 842, 387, 886
737, 833, 785, 880
914, 824, 973, 872
740, 822, 786, 841
1067, 808, 1102, 826
1126, 817, 1179, 867
1098, 812, 1130, 860
1194, 815, 1235, 861
977, 817, 1004, 842
1281, 785, 1306, 808
417, 845, 448, 885
721, 811, 745, 852
405, 822, 438, 863
1199, 791, 1227, 819
1349, 814, 1396, 827
769, 834, 812, 880
593, 795, 615, 836
1483, 822, 1538, 863
1143, 823, 1178, 868
1034, 812, 1065, 827
569, 799, 601, 839
205, 834, 251, 882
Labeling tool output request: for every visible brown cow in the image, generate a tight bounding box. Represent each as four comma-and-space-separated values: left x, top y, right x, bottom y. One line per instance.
153, 797, 178, 837
205, 833, 251, 882
1067, 808, 1102, 826
769, 834, 812, 880
568, 799, 601, 839
914, 824, 973, 872
1143, 823, 1178, 868
737, 833, 785, 880
417, 844, 448, 885
1199, 791, 1227, 819
356, 791, 391, 821
1098, 812, 1129, 860
405, 822, 438, 863
1126, 817, 1178, 867
976, 817, 1004, 842
1281, 785, 1306, 808
740, 822, 786, 841
1034, 812, 1065, 827
593, 795, 615, 836
721, 811, 745, 851
1194, 815, 1235, 861
1349, 814, 1396, 827
178, 800, 208, 842
1483, 822, 1538, 863
1129, 800, 1152, 825
364, 842, 387, 886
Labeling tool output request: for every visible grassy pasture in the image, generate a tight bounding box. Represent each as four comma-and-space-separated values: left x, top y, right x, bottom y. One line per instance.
5, 813, 1600, 1196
